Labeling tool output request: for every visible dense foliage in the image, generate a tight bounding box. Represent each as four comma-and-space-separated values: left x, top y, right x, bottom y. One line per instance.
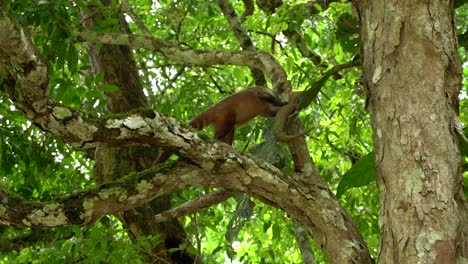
0, 0, 466, 263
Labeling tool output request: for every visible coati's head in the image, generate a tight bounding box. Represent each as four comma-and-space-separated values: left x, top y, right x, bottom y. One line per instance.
253, 87, 288, 117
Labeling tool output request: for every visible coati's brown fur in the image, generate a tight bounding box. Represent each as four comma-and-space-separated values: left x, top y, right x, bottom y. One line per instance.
189, 86, 288, 144
154, 86, 288, 164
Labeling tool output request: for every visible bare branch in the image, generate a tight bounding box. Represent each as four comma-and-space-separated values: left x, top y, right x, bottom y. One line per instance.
240, 0, 255, 22
74, 30, 290, 91
153, 189, 233, 223
215, 0, 267, 86
121, 0, 151, 35
0, 10, 372, 263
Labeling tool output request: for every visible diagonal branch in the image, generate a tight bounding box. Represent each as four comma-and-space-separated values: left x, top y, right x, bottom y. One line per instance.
0, 10, 372, 263
76, 31, 290, 92
0, 155, 370, 263
215, 0, 267, 86
297, 60, 360, 111
153, 189, 234, 223
0, 9, 288, 153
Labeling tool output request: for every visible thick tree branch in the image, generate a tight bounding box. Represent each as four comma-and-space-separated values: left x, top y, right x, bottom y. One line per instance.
0, 10, 372, 263
0, 10, 287, 153
0, 156, 370, 264
74, 30, 290, 92
0, 164, 205, 228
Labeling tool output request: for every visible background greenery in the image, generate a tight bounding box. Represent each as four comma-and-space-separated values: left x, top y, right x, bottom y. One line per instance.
0, 0, 466, 263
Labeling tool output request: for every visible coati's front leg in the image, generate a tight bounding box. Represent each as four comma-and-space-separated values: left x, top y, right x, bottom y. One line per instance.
213, 112, 236, 145
154, 86, 287, 164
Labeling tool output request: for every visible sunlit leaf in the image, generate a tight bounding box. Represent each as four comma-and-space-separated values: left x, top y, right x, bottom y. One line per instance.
336, 152, 376, 199
98, 84, 119, 92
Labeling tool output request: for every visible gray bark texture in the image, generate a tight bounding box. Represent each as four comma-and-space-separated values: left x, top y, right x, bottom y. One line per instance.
0, 8, 372, 264
352, 1, 468, 263
80, 2, 197, 263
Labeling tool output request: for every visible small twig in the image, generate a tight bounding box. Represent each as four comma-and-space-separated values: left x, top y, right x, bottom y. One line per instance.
153, 189, 233, 223
215, 0, 267, 86
121, 0, 151, 35
298, 60, 361, 112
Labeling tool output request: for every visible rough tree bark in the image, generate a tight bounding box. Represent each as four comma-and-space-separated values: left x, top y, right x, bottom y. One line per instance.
80, 2, 196, 263
0, 6, 374, 264
352, 1, 468, 263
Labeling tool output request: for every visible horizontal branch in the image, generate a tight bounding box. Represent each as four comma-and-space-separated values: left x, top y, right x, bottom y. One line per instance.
75, 31, 289, 92
0, 9, 289, 154
0, 155, 314, 231
0, 10, 371, 263
0, 163, 204, 228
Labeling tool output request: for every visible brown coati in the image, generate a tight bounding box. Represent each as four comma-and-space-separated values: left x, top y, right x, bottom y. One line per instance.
154, 86, 288, 164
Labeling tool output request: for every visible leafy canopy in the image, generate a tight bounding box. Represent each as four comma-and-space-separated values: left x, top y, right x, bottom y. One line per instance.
1, 0, 467, 263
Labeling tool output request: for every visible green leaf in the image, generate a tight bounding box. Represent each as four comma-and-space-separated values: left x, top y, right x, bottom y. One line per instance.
211, 246, 223, 255
95, 71, 105, 83
98, 84, 119, 92
336, 152, 376, 199
460, 128, 468, 159
186, 246, 199, 256
272, 222, 281, 240
67, 45, 79, 73
263, 220, 271, 233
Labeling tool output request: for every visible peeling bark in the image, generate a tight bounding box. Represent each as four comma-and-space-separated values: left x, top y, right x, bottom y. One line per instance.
352, 0, 468, 263
80, 2, 195, 263
0, 9, 373, 264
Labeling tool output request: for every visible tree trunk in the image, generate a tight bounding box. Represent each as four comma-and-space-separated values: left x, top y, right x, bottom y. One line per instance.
352, 1, 468, 263
81, 2, 197, 263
